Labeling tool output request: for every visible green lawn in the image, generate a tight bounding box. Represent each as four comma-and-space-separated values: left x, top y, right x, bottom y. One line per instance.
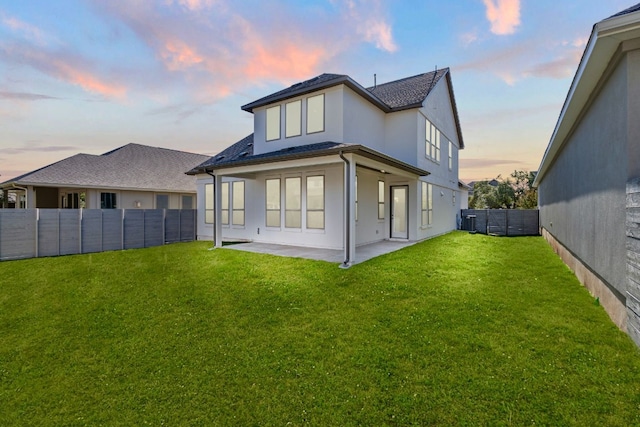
1, 232, 639, 426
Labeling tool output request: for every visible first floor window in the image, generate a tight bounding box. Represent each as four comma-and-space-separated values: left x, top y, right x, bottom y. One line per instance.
232, 181, 245, 226
205, 184, 214, 223
221, 182, 229, 225
421, 182, 433, 226
285, 177, 301, 228
266, 178, 281, 227
156, 194, 169, 209
182, 195, 193, 210
306, 175, 324, 229
101, 192, 116, 209
378, 180, 385, 220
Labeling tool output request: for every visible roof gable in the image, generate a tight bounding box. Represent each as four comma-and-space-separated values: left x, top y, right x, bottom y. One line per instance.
366, 68, 448, 110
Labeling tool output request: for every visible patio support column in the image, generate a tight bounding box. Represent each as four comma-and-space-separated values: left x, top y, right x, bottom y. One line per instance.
214, 173, 223, 248
341, 153, 356, 268
2, 190, 7, 208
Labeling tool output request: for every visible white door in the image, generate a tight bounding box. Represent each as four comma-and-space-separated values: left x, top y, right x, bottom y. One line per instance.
391, 186, 408, 239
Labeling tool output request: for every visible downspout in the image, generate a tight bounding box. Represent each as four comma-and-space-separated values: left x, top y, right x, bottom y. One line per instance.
339, 151, 351, 268
206, 170, 216, 248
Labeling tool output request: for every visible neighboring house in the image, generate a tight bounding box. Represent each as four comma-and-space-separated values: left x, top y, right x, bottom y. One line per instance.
458, 180, 470, 211
1, 143, 209, 210
534, 4, 640, 346
188, 68, 465, 267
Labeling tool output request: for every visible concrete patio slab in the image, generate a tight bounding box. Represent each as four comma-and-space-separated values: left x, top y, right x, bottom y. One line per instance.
222, 239, 418, 266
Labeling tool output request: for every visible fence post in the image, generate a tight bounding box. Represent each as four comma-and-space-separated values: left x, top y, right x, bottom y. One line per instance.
79, 208, 83, 254
35, 208, 39, 258
121, 209, 125, 250
162, 209, 166, 245
57, 209, 61, 256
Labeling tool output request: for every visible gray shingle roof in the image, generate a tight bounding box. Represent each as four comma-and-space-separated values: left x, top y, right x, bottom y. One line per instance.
3, 143, 209, 193
367, 68, 448, 110
188, 134, 347, 172
608, 3, 640, 18
242, 74, 347, 112
241, 69, 451, 114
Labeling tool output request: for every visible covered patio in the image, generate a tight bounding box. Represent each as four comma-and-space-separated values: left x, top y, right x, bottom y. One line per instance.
222, 239, 418, 265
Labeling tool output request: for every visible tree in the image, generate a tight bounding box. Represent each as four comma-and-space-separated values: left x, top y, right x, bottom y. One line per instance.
469, 171, 537, 209
510, 170, 538, 209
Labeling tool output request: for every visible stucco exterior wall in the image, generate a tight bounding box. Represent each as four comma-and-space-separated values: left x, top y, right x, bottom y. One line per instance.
343, 87, 386, 150
252, 86, 344, 156
538, 55, 629, 299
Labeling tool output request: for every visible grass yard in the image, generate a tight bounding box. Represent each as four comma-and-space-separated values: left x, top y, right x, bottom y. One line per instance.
1, 232, 639, 425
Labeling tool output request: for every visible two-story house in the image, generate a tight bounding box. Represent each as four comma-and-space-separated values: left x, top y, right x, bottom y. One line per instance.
188, 68, 465, 267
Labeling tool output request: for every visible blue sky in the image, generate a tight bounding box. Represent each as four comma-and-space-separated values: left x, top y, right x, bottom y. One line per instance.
0, 0, 633, 182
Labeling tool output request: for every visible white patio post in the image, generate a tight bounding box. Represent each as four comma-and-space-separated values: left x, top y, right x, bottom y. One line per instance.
341, 153, 356, 267
214, 173, 223, 248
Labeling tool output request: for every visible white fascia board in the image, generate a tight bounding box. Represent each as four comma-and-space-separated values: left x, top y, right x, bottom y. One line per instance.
534, 10, 640, 187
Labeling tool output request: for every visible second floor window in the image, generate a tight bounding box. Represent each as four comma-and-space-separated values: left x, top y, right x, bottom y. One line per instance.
426, 119, 441, 163
286, 100, 301, 137
266, 105, 280, 141
307, 94, 324, 134
448, 141, 454, 170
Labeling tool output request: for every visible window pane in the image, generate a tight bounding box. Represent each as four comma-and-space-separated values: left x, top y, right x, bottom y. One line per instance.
428, 184, 433, 209
221, 210, 229, 225
266, 210, 280, 227
205, 210, 214, 224
378, 203, 385, 220
233, 181, 244, 209
422, 211, 428, 226
182, 195, 193, 209
205, 184, 214, 209
285, 100, 301, 137
307, 211, 324, 229
307, 94, 324, 133
306, 176, 324, 210
266, 179, 280, 209
156, 194, 169, 209
221, 183, 229, 209
266, 105, 280, 141
378, 181, 384, 202
285, 210, 301, 228
421, 182, 427, 210
285, 177, 301, 209
232, 211, 244, 226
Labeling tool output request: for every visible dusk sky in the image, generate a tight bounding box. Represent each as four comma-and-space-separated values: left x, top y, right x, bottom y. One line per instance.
0, 0, 633, 183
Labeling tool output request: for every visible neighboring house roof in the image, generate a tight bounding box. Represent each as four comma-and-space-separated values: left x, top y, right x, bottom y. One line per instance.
2, 143, 209, 193
458, 180, 471, 190
535, 3, 640, 186
188, 134, 429, 177
241, 69, 464, 148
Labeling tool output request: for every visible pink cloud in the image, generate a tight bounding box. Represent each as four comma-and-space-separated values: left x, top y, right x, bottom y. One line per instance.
342, 0, 397, 52
1, 14, 47, 44
482, 0, 521, 35
1, 43, 127, 99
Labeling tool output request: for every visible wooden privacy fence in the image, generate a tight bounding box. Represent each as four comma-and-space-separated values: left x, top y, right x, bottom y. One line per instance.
461, 209, 540, 236
0, 209, 196, 261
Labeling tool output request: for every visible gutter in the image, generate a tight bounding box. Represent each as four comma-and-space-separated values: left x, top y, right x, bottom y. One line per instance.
339, 151, 351, 269
3, 184, 28, 208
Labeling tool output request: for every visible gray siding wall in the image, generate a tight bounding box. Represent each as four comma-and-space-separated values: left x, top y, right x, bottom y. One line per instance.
538, 56, 629, 298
